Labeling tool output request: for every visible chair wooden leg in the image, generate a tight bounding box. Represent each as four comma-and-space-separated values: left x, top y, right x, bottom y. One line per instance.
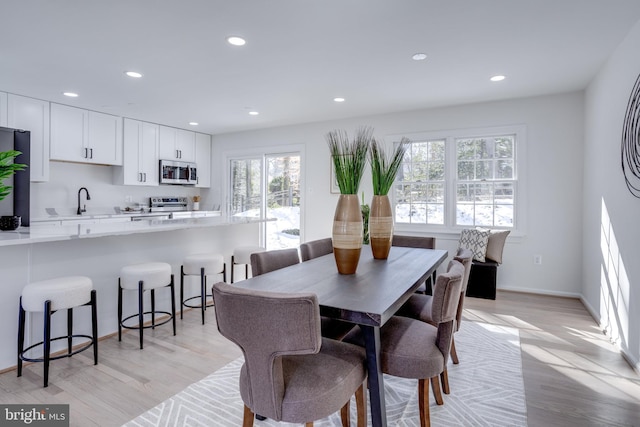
305, 423, 313, 427
431, 376, 443, 405
450, 335, 459, 364
418, 378, 431, 427
440, 368, 450, 394
356, 382, 366, 427
340, 399, 350, 427
242, 405, 254, 427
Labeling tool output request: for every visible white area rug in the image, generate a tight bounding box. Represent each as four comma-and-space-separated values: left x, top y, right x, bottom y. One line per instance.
124, 321, 527, 426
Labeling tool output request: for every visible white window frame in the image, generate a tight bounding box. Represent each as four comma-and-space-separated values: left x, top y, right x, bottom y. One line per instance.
388, 124, 527, 237
224, 144, 306, 246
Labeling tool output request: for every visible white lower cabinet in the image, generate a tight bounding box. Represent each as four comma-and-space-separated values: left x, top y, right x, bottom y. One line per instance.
7, 94, 50, 182
114, 118, 159, 186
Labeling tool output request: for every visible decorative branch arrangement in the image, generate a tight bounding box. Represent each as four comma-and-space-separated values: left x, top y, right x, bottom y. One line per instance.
326, 127, 371, 195
369, 138, 409, 196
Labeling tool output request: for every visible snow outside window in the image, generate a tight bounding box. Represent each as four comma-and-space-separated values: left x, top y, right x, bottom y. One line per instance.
393, 126, 523, 232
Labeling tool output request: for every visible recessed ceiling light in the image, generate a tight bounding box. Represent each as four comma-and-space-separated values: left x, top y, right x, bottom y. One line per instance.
248, 111, 259, 116
333, 97, 345, 103
412, 53, 427, 61
189, 122, 199, 126
227, 36, 246, 46
125, 71, 143, 78
490, 75, 506, 82
63, 92, 78, 97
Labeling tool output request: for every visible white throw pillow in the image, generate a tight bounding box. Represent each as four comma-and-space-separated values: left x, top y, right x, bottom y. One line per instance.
458, 228, 490, 262
477, 228, 511, 264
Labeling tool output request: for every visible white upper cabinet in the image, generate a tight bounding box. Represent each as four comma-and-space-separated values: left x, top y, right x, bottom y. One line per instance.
195, 132, 211, 188
50, 103, 122, 165
7, 94, 50, 182
114, 118, 159, 186
0, 92, 7, 127
159, 125, 195, 162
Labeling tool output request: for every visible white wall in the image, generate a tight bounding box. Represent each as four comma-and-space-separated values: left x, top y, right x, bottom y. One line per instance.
211, 92, 585, 296
583, 20, 640, 369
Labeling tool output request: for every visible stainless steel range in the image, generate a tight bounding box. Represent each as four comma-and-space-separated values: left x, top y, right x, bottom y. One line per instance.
149, 196, 189, 212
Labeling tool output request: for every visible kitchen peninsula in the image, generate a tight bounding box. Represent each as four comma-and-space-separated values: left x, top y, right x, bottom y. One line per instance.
0, 215, 268, 371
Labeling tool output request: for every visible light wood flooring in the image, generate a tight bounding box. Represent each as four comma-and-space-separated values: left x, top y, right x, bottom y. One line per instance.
0, 291, 639, 426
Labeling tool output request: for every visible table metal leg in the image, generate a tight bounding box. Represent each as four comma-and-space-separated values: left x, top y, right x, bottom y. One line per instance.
362, 325, 387, 427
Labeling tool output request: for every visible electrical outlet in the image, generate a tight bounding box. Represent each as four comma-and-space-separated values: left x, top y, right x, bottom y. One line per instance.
534, 254, 542, 265
125, 195, 133, 203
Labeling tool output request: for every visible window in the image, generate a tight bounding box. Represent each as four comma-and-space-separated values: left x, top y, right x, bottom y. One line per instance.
393, 126, 523, 231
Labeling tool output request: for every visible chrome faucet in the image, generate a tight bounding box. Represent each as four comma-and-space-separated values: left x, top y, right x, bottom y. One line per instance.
77, 187, 91, 215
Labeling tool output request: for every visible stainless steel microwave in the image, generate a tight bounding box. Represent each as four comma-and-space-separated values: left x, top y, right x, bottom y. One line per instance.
159, 159, 197, 185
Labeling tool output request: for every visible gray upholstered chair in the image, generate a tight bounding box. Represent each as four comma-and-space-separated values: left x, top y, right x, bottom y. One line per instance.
299, 238, 355, 341
250, 248, 300, 276
344, 261, 463, 427
392, 234, 436, 294
395, 248, 473, 394
299, 237, 333, 262
212, 282, 367, 427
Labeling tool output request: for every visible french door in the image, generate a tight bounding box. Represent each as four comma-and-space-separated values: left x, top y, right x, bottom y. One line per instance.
229, 153, 300, 250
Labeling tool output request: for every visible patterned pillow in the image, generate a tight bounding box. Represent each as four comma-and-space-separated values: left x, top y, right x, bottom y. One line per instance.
458, 228, 490, 262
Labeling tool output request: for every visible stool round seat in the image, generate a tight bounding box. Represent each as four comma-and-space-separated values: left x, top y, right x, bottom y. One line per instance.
183, 253, 224, 276
233, 246, 265, 265
120, 262, 172, 290
18, 276, 98, 388
21, 276, 92, 312
231, 245, 265, 283
180, 253, 226, 324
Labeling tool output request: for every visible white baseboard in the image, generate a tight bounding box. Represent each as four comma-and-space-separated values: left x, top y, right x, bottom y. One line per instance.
498, 285, 581, 299
579, 295, 601, 324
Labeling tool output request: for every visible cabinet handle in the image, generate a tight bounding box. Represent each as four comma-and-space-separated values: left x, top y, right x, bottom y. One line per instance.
144, 173, 147, 182
84, 147, 88, 159
90, 148, 93, 159
138, 172, 142, 182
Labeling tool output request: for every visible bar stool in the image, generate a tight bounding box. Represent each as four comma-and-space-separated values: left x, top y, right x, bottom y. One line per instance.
118, 262, 176, 349
17, 276, 98, 388
181, 253, 226, 324
230, 245, 265, 283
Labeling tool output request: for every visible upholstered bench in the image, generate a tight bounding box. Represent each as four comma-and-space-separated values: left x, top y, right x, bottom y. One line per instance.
466, 260, 499, 299
458, 228, 510, 300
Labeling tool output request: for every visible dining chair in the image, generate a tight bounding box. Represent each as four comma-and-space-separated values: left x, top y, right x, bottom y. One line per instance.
250, 248, 300, 276
395, 248, 473, 394
392, 234, 436, 294
299, 237, 333, 262
299, 237, 355, 341
343, 260, 463, 427
212, 282, 367, 427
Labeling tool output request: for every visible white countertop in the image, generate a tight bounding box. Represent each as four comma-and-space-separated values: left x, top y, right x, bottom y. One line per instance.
0, 214, 267, 247
31, 210, 221, 222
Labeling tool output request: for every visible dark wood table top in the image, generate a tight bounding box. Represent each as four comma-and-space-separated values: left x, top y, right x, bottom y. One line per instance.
234, 246, 448, 327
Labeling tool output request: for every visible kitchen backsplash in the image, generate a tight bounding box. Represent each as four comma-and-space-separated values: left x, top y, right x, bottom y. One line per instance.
30, 161, 213, 218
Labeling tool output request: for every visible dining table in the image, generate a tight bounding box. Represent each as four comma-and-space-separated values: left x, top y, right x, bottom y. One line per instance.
233, 245, 448, 427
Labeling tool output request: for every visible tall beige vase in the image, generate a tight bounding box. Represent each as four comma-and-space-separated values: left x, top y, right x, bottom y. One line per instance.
369, 195, 393, 259
332, 194, 363, 274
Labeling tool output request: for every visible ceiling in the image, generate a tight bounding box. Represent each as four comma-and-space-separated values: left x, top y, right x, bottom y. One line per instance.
2, 1, 640, 135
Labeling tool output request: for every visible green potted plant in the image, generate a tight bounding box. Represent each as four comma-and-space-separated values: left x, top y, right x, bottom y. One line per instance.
368, 137, 409, 259
0, 150, 27, 230
326, 127, 371, 274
